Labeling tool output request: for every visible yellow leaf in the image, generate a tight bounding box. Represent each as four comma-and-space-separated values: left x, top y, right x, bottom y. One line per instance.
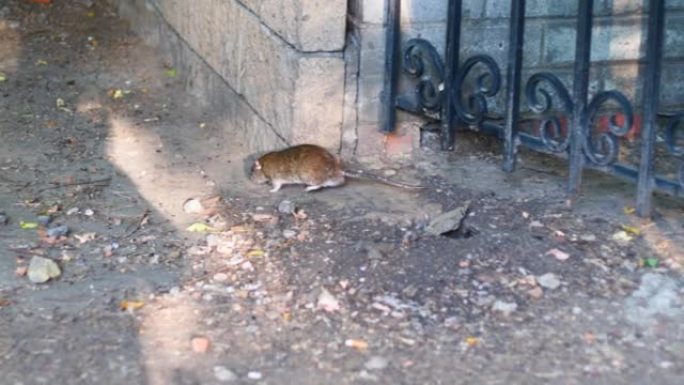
620, 224, 641, 236
186, 222, 219, 233
246, 249, 265, 258
623, 206, 636, 215
120, 300, 145, 311
465, 336, 479, 347
281, 311, 291, 322
0, 72, 6, 82
20, 221, 39, 229
86, 11, 96, 18
35, 59, 48, 66
112, 89, 124, 99
56, 98, 65, 108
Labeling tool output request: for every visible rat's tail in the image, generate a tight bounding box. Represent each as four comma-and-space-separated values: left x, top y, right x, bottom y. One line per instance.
342, 170, 426, 190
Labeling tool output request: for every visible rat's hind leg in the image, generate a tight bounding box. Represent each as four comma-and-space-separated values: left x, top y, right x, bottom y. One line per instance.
269, 181, 283, 193
305, 185, 323, 192
323, 175, 345, 188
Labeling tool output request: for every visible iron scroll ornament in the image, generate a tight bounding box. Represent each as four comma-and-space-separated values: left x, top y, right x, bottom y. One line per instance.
525, 73, 574, 153
452, 54, 501, 127
584, 90, 634, 167
402, 38, 446, 113
664, 112, 684, 189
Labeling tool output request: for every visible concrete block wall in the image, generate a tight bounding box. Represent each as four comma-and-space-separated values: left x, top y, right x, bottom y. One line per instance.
112, 0, 347, 153
351, 0, 684, 157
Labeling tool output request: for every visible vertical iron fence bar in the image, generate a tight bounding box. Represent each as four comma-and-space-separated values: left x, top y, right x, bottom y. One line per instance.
440, 0, 462, 150
636, 0, 666, 217
568, 0, 594, 201
502, 0, 526, 172
381, 0, 400, 133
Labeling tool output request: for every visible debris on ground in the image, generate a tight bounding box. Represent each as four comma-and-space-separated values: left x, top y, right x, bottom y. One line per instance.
191, 336, 211, 353
537, 273, 562, 290
425, 201, 471, 236
214, 366, 238, 382
365, 356, 390, 371
317, 287, 341, 313
27, 256, 62, 283
491, 300, 518, 316
277, 200, 296, 214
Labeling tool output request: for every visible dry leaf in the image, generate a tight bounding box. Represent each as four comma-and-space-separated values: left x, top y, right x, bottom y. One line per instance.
293, 209, 308, 220
186, 222, 219, 233
620, 224, 641, 236
345, 339, 368, 351
74, 232, 97, 244
246, 249, 265, 258
120, 300, 145, 311
546, 248, 570, 261
191, 336, 211, 353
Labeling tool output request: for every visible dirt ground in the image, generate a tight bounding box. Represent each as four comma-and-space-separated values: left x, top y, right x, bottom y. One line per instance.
1, 1, 683, 385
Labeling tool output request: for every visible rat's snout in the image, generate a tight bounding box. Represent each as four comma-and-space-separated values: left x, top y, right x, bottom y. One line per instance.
249, 163, 269, 184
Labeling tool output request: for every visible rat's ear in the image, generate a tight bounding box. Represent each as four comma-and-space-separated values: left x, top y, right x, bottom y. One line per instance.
254, 160, 262, 170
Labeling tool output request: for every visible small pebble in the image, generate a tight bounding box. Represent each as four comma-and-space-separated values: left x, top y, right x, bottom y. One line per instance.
213, 366, 238, 382
580, 234, 597, 242
538, 273, 562, 290
247, 371, 262, 380
46, 224, 69, 238
37, 215, 51, 226
365, 356, 389, 370
282, 229, 296, 239
491, 300, 518, 316
183, 198, 204, 214
0, 212, 8, 226
528, 287, 544, 299
278, 200, 296, 214
27, 256, 61, 283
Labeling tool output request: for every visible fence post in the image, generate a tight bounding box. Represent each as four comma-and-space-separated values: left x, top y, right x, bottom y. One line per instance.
381, 0, 400, 133
568, 0, 594, 202
636, 0, 666, 217
503, 0, 526, 172
440, 0, 462, 150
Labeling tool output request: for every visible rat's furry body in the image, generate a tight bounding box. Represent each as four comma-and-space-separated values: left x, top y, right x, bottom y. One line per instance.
249, 144, 424, 192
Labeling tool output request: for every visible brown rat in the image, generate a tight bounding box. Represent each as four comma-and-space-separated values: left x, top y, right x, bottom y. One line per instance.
249, 144, 425, 192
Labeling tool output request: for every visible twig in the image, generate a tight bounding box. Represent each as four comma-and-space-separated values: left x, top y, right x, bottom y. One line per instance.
520, 166, 561, 176
121, 209, 150, 239
36, 177, 111, 193
0, 174, 32, 190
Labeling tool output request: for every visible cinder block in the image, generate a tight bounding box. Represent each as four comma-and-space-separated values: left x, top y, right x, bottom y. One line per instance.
292, 56, 346, 149
231, 0, 346, 51
299, 0, 347, 51
543, 22, 578, 64
357, 74, 385, 124
358, 24, 387, 78
665, 14, 684, 59
591, 18, 646, 62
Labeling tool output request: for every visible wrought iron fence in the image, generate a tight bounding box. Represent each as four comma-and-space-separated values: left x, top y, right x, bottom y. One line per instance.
381, 0, 683, 217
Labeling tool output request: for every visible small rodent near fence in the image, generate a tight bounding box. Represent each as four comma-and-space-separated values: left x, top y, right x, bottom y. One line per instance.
249, 144, 425, 192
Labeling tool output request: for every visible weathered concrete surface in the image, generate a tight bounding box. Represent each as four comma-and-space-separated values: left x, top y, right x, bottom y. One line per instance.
113, 0, 346, 153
